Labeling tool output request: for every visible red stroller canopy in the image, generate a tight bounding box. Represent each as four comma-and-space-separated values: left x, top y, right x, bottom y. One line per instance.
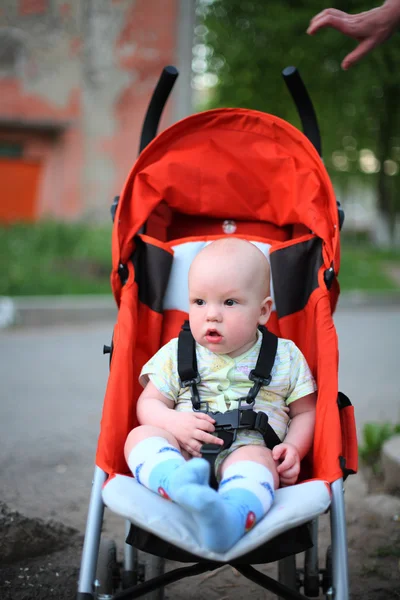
112, 108, 339, 302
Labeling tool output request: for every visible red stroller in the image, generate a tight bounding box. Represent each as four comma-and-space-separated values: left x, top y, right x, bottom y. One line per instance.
77, 66, 358, 600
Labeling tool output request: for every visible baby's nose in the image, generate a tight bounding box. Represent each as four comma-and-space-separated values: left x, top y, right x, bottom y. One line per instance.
206, 306, 222, 321
207, 314, 219, 321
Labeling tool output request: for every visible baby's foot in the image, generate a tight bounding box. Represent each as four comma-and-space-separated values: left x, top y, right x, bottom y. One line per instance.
165, 458, 210, 502
174, 483, 262, 553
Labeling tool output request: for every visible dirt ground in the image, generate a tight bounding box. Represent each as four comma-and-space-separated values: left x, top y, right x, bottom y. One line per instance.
1, 473, 399, 600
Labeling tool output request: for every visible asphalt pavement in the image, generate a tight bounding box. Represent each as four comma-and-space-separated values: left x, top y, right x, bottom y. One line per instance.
0, 303, 399, 535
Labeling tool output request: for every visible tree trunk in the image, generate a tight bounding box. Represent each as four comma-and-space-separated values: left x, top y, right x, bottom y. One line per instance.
375, 82, 399, 246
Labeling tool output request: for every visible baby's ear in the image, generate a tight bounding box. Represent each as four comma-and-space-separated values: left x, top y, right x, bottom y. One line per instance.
259, 296, 273, 325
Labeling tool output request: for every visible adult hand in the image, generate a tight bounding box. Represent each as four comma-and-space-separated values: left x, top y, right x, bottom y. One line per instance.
307, 3, 400, 70
166, 411, 224, 457
272, 442, 300, 487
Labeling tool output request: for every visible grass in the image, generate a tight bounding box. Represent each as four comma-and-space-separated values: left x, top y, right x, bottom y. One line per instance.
0, 221, 399, 296
373, 545, 400, 558
339, 242, 400, 292
0, 221, 112, 296
359, 421, 400, 474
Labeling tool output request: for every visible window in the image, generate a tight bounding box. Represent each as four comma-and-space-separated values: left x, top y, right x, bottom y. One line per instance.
0, 142, 23, 158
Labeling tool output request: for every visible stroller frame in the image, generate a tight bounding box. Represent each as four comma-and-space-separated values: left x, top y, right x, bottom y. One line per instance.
77, 466, 348, 599
77, 66, 352, 600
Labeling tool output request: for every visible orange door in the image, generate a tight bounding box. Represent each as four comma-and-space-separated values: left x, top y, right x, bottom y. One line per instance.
0, 159, 41, 222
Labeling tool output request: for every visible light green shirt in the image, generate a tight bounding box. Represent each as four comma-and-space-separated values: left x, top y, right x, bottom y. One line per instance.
139, 330, 316, 441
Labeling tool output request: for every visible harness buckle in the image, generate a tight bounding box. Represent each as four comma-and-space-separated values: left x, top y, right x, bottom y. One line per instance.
201, 443, 226, 456
209, 409, 241, 432
249, 369, 271, 387
238, 397, 255, 410
179, 375, 201, 388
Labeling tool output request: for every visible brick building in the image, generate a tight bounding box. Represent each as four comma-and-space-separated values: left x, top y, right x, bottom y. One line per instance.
0, 0, 195, 222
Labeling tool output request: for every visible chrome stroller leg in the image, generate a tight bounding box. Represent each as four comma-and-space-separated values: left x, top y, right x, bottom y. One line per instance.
122, 519, 139, 589
77, 466, 107, 599
330, 478, 349, 600
122, 519, 165, 599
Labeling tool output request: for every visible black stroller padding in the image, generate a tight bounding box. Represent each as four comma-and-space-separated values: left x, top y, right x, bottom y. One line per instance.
126, 517, 313, 565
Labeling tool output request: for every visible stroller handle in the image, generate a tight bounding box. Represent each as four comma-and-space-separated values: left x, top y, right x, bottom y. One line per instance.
110, 66, 179, 223
282, 66, 322, 157
139, 65, 179, 154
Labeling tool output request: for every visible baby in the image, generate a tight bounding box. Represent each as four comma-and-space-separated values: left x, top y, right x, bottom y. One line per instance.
125, 238, 316, 552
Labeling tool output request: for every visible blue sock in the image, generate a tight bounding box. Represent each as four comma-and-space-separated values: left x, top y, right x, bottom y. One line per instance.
127, 436, 210, 502
174, 461, 275, 553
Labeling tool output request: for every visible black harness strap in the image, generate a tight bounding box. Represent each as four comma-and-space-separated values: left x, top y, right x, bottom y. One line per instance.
239, 409, 282, 449
177, 321, 201, 410
177, 321, 281, 489
246, 326, 278, 403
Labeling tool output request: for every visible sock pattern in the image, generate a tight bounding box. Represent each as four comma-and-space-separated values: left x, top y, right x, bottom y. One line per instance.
174, 459, 276, 553
127, 436, 184, 499
127, 437, 210, 502
218, 461, 275, 532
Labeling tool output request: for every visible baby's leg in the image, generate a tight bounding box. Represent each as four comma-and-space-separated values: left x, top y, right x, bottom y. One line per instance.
124, 426, 210, 501
221, 444, 279, 489
174, 445, 278, 553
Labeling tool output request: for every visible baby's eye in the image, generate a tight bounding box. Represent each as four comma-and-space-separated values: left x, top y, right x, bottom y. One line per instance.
193, 299, 205, 306
224, 299, 237, 306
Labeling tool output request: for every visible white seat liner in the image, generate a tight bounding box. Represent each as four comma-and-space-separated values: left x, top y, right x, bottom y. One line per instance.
163, 240, 276, 313
103, 475, 331, 562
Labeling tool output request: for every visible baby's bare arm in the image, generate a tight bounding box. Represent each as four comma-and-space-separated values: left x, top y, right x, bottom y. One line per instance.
136, 381, 223, 456
272, 393, 317, 486
137, 381, 175, 427
284, 393, 317, 459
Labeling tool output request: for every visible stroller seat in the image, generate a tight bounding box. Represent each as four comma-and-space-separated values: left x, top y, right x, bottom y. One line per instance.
103, 474, 331, 562
101, 236, 330, 561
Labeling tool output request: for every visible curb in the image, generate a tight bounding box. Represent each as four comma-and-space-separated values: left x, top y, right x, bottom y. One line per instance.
1, 291, 400, 329
0, 295, 117, 329
337, 291, 400, 309
382, 435, 400, 496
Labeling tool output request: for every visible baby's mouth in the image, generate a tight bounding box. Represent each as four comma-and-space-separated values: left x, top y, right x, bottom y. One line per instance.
205, 329, 223, 342
206, 328, 220, 336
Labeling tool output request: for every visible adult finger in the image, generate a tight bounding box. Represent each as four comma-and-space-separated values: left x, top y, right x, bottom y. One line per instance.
309, 7, 348, 22
307, 10, 351, 36
341, 36, 378, 69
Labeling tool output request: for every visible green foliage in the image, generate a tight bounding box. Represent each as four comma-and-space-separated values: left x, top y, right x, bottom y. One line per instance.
359, 421, 400, 470
198, 0, 400, 224
373, 545, 400, 558
1, 222, 399, 295
339, 242, 400, 291
0, 221, 112, 296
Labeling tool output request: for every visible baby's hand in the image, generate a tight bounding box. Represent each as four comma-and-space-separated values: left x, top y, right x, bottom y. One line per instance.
272, 442, 300, 487
167, 411, 224, 457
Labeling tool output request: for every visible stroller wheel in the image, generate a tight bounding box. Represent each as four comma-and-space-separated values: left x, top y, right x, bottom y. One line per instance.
94, 538, 119, 597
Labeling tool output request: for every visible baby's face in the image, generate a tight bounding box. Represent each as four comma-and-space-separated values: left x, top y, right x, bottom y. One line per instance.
188, 256, 272, 358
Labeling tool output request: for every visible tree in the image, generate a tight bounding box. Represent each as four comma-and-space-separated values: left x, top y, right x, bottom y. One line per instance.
195, 0, 400, 244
